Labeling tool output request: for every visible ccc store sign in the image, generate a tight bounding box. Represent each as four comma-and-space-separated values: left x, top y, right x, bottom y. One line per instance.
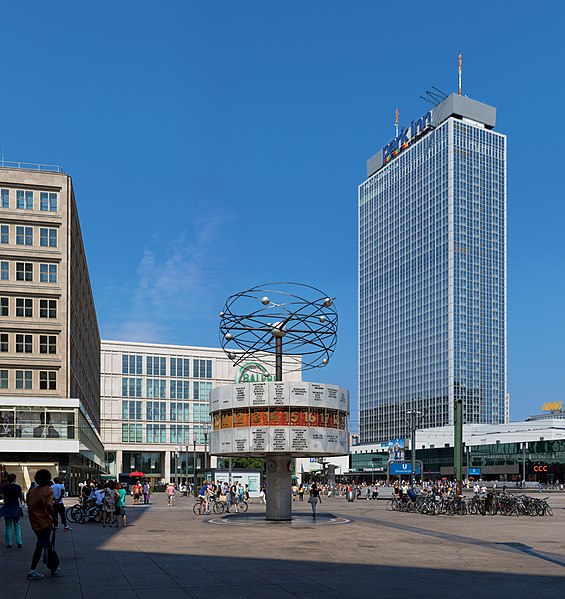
533, 465, 548, 472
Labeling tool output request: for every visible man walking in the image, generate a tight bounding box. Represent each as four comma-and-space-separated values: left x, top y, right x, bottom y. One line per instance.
51, 477, 70, 531
26, 469, 57, 579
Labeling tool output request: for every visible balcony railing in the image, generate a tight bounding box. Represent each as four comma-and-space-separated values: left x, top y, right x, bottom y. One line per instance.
0, 159, 64, 173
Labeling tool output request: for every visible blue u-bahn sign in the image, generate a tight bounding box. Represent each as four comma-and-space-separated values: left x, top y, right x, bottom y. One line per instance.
389, 462, 421, 475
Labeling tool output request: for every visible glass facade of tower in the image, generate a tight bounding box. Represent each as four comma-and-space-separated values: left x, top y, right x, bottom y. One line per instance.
359, 113, 506, 443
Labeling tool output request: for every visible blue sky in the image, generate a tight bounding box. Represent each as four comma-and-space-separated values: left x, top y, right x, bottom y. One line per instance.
1, 2, 563, 426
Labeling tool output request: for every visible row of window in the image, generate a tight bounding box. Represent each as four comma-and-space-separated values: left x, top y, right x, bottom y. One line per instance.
122, 377, 212, 400
122, 354, 212, 378
121, 400, 209, 422
0, 189, 58, 212
0, 369, 57, 390
0, 297, 57, 318
121, 423, 208, 444
0, 333, 57, 354
0, 261, 58, 283
0, 225, 58, 248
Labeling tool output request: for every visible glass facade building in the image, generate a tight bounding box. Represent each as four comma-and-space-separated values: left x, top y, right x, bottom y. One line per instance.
359, 94, 507, 443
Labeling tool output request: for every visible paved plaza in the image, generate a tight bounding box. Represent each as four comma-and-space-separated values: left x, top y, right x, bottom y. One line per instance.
2, 492, 565, 599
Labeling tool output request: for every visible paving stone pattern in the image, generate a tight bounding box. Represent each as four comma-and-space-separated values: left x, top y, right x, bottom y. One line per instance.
1, 492, 565, 598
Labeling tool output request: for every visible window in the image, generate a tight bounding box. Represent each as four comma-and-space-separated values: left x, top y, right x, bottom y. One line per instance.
0, 189, 9, 209
170, 402, 189, 422
39, 263, 57, 283
16, 334, 33, 353
170, 425, 189, 444
16, 262, 33, 281
39, 299, 57, 318
40, 335, 57, 354
39, 228, 57, 248
0, 297, 8, 316
121, 378, 142, 397
122, 354, 142, 375
170, 379, 189, 399
16, 226, 33, 246
16, 298, 33, 317
170, 357, 190, 377
40, 192, 57, 212
147, 378, 166, 398
39, 371, 57, 390
146, 424, 166, 443
0, 225, 8, 244
0, 370, 7, 388
122, 423, 142, 443
16, 190, 33, 210
16, 370, 32, 389
193, 403, 210, 423
193, 381, 212, 401
193, 425, 207, 444
147, 356, 166, 376
0, 334, 8, 352
193, 359, 212, 379
1, 262, 9, 281
146, 401, 166, 421
122, 400, 142, 420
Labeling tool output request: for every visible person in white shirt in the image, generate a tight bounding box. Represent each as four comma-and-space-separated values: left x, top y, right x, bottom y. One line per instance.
51, 477, 70, 530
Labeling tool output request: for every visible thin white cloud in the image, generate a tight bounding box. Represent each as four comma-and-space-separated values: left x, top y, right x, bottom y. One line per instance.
101, 215, 227, 343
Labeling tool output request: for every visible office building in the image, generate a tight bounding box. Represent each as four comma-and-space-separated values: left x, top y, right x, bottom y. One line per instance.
101, 340, 302, 484
359, 94, 507, 443
0, 164, 102, 490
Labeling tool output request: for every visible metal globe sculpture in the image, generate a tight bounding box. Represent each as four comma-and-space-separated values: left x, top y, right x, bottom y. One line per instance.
219, 282, 338, 378
211, 282, 348, 522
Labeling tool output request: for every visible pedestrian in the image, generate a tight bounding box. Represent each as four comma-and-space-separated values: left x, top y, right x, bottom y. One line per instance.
115, 483, 127, 528
51, 477, 70, 531
259, 485, 266, 505
298, 484, 304, 501
0, 473, 24, 548
132, 480, 142, 504
143, 481, 150, 504
166, 482, 176, 506
102, 481, 118, 527
308, 482, 321, 517
26, 469, 57, 579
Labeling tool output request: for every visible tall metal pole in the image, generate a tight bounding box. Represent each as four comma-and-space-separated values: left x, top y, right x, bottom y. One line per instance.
185, 443, 189, 490
522, 442, 527, 487
411, 412, 416, 488
204, 431, 209, 478
454, 399, 463, 492
193, 436, 198, 497
275, 336, 283, 382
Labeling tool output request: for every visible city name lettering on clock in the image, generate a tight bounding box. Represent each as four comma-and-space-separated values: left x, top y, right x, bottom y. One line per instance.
382, 111, 432, 164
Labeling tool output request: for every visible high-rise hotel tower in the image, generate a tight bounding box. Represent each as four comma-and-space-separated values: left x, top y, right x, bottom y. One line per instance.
359, 94, 507, 443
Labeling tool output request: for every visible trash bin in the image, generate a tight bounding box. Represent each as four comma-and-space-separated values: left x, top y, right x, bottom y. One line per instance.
346, 490, 355, 502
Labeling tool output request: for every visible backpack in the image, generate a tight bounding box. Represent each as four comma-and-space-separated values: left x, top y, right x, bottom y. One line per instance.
43, 529, 60, 574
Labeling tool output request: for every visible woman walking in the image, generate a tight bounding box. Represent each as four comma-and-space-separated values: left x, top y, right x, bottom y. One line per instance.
0, 473, 24, 548
308, 482, 322, 518
102, 481, 118, 527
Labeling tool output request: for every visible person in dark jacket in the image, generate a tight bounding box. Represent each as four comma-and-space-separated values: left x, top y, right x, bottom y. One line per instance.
0, 473, 24, 548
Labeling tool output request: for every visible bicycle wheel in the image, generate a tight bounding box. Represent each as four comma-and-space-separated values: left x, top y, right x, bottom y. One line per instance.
94, 508, 102, 523
67, 505, 82, 524
213, 501, 225, 514
546, 505, 553, 517
237, 501, 248, 513
193, 502, 205, 516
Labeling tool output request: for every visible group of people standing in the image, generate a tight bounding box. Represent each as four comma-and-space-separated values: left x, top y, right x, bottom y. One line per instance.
0, 469, 64, 580
80, 480, 128, 527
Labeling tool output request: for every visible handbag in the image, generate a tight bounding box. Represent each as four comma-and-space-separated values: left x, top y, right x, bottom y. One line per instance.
43, 528, 60, 574
307, 496, 313, 503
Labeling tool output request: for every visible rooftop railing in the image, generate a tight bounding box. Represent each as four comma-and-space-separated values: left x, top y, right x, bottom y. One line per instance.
0, 159, 64, 173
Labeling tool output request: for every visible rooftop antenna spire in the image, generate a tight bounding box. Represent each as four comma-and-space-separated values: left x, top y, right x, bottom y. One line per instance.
458, 51, 463, 95
395, 108, 399, 137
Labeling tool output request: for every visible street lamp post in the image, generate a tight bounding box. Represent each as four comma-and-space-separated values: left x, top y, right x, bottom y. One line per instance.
521, 442, 528, 487
193, 436, 198, 497
407, 410, 421, 489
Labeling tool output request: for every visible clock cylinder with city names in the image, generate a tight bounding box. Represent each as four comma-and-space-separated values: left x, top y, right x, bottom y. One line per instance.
209, 382, 350, 457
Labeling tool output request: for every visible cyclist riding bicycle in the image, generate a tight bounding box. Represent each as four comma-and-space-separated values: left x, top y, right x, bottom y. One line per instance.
198, 480, 210, 514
